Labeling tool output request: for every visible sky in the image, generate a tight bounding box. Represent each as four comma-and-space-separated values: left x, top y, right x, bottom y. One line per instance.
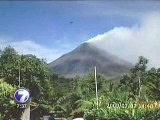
0, 1, 160, 66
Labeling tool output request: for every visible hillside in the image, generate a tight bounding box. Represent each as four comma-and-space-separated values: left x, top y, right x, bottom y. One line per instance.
49, 43, 132, 77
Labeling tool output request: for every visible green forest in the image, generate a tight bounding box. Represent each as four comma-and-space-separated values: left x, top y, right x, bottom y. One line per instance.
0, 46, 160, 120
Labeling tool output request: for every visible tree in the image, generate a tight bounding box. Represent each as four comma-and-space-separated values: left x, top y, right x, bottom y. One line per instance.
18, 54, 50, 103
0, 46, 53, 119
0, 79, 23, 119
0, 46, 19, 85
0, 47, 50, 103
145, 68, 160, 100
120, 56, 148, 101
81, 73, 107, 99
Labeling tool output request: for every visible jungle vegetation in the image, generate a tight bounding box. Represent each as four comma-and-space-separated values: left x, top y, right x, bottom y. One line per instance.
0, 46, 160, 120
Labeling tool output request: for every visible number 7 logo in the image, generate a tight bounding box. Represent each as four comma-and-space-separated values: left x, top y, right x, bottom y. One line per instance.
14, 88, 30, 104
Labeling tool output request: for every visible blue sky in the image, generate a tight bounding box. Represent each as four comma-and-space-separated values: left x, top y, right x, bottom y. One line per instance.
0, 1, 160, 63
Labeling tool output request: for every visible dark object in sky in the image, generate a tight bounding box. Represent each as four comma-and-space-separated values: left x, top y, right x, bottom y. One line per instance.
69, 21, 74, 24
49, 43, 132, 78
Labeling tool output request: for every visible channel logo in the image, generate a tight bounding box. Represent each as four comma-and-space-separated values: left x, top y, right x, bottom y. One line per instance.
14, 88, 30, 104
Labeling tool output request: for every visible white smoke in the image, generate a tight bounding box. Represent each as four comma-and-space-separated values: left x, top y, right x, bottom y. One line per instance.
87, 12, 160, 68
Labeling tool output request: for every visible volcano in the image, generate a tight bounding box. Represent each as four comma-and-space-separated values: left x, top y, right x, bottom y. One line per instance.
49, 43, 132, 77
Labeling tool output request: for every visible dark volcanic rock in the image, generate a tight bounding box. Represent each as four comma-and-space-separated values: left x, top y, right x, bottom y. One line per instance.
49, 43, 132, 77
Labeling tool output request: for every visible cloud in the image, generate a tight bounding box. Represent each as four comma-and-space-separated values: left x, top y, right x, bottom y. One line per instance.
0, 39, 64, 63
78, 1, 160, 20
87, 12, 160, 68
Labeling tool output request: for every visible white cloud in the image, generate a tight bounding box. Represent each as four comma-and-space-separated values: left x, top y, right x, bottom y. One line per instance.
0, 39, 64, 63
87, 12, 160, 68
78, 1, 160, 20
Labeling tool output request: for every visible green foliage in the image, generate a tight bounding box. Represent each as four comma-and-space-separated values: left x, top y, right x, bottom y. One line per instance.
0, 46, 160, 119
80, 56, 160, 120
145, 68, 160, 100
84, 108, 160, 120
119, 56, 150, 101
0, 80, 23, 119
0, 46, 19, 85
0, 46, 50, 119
0, 47, 50, 103
81, 73, 108, 99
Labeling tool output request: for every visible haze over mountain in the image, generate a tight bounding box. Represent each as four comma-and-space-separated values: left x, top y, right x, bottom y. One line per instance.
49, 43, 132, 77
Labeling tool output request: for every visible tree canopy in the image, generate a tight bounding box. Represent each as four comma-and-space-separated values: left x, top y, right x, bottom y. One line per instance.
0, 47, 160, 120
